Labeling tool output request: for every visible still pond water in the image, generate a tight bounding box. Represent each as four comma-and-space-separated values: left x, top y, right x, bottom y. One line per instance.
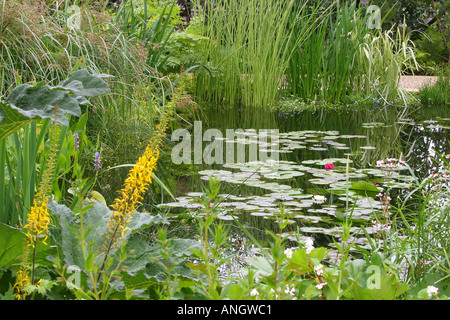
160, 104, 449, 269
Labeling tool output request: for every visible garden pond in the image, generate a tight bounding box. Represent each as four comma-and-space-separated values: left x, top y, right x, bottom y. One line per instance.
157, 104, 450, 274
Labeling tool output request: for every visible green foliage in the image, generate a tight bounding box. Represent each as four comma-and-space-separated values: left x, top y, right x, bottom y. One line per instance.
195, 0, 314, 109
163, 31, 210, 73
0, 224, 53, 270
0, 0, 448, 302
0, 69, 110, 140
414, 24, 449, 74
49, 196, 176, 300
349, 181, 380, 195
0, 70, 110, 225
114, 0, 179, 71
287, 1, 418, 104
417, 71, 450, 107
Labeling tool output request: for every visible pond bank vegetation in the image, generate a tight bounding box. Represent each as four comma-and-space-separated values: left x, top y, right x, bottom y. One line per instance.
0, 0, 448, 301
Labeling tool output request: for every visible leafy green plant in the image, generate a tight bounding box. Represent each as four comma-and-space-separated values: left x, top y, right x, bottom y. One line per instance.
287, 1, 418, 106
114, 0, 179, 71
0, 70, 110, 225
417, 71, 450, 107
194, 0, 324, 109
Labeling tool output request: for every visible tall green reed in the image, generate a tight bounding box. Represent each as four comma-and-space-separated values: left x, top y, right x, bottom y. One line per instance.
287, 1, 418, 105
194, 0, 327, 110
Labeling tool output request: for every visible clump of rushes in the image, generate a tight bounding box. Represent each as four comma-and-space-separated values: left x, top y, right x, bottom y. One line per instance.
14, 110, 61, 299
98, 108, 171, 280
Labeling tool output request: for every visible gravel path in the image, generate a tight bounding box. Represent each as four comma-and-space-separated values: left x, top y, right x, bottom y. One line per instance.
399, 75, 439, 92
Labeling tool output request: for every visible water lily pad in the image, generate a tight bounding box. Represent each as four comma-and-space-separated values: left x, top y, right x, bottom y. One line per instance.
382, 181, 412, 188
217, 215, 235, 221
339, 135, 366, 139
264, 170, 305, 179
299, 226, 333, 235
349, 181, 379, 193
360, 146, 376, 150
250, 211, 272, 217
362, 122, 384, 128
309, 177, 341, 185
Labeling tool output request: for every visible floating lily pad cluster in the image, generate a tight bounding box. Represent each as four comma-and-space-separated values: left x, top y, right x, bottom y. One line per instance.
161, 128, 418, 248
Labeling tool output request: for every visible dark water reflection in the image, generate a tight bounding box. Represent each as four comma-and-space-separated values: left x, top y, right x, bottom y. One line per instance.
167, 105, 449, 252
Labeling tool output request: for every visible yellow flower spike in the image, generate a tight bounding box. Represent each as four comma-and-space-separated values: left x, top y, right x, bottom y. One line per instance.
13, 267, 31, 300
24, 194, 51, 246
107, 148, 160, 241
98, 109, 171, 284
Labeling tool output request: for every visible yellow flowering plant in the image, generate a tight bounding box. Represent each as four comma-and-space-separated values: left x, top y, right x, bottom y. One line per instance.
13, 118, 59, 299
47, 107, 172, 300
97, 111, 170, 284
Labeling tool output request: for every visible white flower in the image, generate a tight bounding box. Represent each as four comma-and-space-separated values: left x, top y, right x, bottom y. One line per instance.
314, 264, 324, 276
284, 285, 295, 297
313, 194, 326, 204
304, 237, 314, 254
427, 285, 438, 297
270, 287, 281, 299
250, 288, 259, 297
284, 248, 293, 259
316, 282, 327, 290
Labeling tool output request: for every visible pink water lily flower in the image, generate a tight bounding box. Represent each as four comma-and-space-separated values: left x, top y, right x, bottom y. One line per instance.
325, 163, 334, 170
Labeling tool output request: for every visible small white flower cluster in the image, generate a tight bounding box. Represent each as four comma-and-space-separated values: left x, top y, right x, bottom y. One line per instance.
304, 237, 314, 254
316, 282, 327, 290
250, 288, 259, 297
284, 284, 296, 297
313, 194, 326, 204
284, 237, 315, 258
427, 285, 439, 297
314, 264, 324, 276
284, 247, 294, 259
313, 264, 327, 290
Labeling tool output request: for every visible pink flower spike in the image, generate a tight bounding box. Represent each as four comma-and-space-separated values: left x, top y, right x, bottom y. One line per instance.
325, 163, 334, 170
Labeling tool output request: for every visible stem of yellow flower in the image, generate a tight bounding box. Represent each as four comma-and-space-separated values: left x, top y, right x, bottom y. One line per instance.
97, 221, 121, 285
31, 231, 38, 284
97, 186, 136, 284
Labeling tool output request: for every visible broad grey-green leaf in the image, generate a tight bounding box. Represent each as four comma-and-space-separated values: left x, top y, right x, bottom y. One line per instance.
57, 69, 112, 97
126, 212, 169, 233
0, 103, 34, 141
0, 70, 110, 140
49, 200, 111, 268
4, 83, 82, 126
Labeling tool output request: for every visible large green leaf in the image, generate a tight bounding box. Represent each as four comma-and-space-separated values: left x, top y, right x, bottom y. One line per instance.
56, 69, 111, 98
245, 256, 274, 276
49, 199, 169, 270
48, 200, 84, 268
0, 223, 53, 269
0, 70, 111, 140
0, 224, 26, 269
